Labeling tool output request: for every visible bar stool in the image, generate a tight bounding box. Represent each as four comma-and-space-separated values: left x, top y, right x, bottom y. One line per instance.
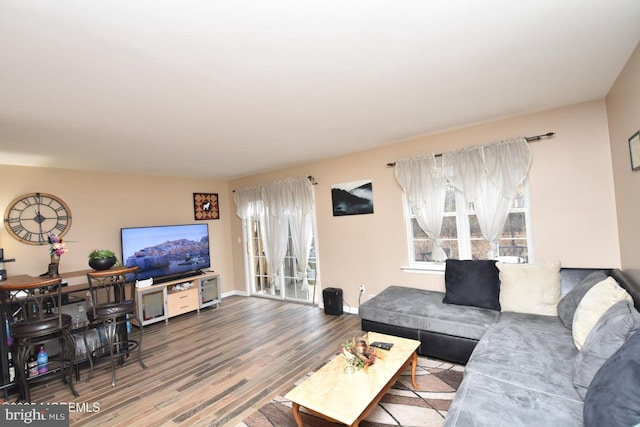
0, 277, 78, 402
84, 266, 146, 386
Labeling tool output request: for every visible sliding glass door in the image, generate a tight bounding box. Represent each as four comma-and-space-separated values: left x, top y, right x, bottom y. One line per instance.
245, 218, 318, 304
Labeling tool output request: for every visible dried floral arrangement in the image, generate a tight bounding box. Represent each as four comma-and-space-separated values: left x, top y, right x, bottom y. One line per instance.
342, 337, 379, 370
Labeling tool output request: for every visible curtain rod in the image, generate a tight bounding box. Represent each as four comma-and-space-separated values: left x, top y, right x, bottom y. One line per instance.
386, 132, 555, 167
232, 176, 317, 193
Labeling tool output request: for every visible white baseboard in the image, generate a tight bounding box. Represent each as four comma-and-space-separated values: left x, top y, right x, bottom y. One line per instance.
220, 291, 360, 314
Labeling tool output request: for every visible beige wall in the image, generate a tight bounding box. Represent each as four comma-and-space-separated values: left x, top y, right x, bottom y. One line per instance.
0, 99, 624, 308
229, 100, 620, 308
0, 165, 234, 290
606, 42, 640, 284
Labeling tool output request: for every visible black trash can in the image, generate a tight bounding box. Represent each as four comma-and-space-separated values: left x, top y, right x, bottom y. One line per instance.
323, 287, 343, 316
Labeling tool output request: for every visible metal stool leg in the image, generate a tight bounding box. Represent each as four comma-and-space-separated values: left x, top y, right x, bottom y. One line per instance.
83, 329, 95, 382
107, 322, 118, 387
14, 344, 30, 402
135, 316, 147, 371
62, 330, 79, 397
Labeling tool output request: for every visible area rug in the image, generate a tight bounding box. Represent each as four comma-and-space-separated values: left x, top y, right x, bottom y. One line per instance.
237, 357, 463, 427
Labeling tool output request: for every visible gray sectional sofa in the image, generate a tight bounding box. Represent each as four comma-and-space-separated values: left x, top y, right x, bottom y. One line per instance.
360, 283, 498, 364
359, 263, 640, 426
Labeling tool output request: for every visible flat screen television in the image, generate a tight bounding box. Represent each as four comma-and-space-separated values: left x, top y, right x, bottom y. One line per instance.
121, 223, 211, 283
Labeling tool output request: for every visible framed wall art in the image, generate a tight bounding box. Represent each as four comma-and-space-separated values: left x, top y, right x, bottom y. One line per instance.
629, 130, 640, 171
331, 179, 374, 216
193, 193, 219, 220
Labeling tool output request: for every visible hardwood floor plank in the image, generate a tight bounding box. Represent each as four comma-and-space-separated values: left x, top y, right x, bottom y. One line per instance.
14, 295, 361, 426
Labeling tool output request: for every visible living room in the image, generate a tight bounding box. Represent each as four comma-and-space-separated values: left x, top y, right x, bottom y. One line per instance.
1, 2, 640, 425
2, 53, 639, 308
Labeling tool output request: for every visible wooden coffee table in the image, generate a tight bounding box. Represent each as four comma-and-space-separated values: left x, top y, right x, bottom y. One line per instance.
284, 332, 420, 426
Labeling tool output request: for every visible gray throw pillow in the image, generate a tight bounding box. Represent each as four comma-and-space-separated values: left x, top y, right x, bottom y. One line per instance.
583, 330, 640, 427
443, 259, 500, 311
557, 271, 608, 329
573, 300, 640, 399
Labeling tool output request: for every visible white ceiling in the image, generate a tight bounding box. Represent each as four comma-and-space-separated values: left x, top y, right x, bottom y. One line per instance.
1, 1, 639, 180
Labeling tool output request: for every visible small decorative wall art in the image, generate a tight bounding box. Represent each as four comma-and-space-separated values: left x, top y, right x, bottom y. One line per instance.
193, 193, 219, 220
629, 130, 640, 171
331, 179, 374, 216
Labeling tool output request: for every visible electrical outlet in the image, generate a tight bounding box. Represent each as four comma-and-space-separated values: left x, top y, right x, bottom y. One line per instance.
359, 284, 365, 294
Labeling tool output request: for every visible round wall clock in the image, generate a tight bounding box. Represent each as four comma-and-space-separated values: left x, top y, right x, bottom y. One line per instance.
4, 192, 72, 245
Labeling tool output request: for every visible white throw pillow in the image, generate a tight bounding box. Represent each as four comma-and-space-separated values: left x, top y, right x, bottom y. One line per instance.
497, 261, 562, 316
572, 277, 633, 350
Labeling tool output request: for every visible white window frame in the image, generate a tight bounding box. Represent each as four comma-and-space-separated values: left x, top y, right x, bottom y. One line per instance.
402, 180, 534, 273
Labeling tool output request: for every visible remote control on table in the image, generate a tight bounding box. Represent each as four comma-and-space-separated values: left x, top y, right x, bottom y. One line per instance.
370, 342, 393, 350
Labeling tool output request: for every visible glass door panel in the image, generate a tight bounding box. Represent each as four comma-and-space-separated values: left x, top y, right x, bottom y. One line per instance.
246, 219, 317, 304
138, 287, 167, 325
199, 275, 221, 308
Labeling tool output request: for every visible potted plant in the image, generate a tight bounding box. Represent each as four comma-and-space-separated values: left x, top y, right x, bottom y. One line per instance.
88, 249, 118, 270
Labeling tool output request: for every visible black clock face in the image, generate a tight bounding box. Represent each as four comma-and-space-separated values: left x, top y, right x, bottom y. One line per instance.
4, 192, 72, 245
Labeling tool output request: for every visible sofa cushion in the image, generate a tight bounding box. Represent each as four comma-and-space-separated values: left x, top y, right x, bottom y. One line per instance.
573, 300, 640, 399
466, 311, 580, 397
558, 271, 608, 329
446, 311, 583, 427
497, 261, 562, 316
358, 285, 499, 340
444, 370, 583, 427
583, 330, 640, 427
443, 259, 500, 311
572, 276, 633, 350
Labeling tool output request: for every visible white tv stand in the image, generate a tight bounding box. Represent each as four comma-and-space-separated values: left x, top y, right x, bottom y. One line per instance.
135, 272, 220, 326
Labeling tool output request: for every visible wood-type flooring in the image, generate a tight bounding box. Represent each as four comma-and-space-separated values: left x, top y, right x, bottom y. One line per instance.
17, 295, 361, 426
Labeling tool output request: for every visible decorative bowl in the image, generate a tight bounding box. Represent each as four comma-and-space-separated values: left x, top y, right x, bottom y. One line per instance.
89, 256, 117, 270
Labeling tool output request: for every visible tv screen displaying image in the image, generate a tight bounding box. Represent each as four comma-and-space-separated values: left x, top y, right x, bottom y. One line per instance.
121, 223, 211, 282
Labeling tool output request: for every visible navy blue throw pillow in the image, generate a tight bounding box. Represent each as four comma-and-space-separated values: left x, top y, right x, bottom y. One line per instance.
443, 259, 501, 311
583, 330, 640, 427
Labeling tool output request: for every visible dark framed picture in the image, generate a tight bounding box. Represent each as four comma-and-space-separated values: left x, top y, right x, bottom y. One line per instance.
629, 131, 640, 171
331, 179, 374, 216
193, 193, 219, 220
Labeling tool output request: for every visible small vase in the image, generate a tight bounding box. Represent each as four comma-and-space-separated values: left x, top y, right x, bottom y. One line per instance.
343, 349, 357, 374
48, 255, 60, 278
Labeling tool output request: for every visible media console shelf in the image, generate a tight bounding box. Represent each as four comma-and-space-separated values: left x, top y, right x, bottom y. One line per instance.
136, 272, 220, 326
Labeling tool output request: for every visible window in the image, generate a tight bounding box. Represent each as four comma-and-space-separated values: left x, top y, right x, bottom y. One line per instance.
406, 180, 533, 266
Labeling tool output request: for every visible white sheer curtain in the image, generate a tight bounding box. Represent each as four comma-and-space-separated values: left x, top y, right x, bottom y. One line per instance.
442, 137, 531, 258
235, 177, 315, 289
234, 185, 264, 220
288, 178, 315, 290
261, 183, 293, 288
395, 155, 449, 261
